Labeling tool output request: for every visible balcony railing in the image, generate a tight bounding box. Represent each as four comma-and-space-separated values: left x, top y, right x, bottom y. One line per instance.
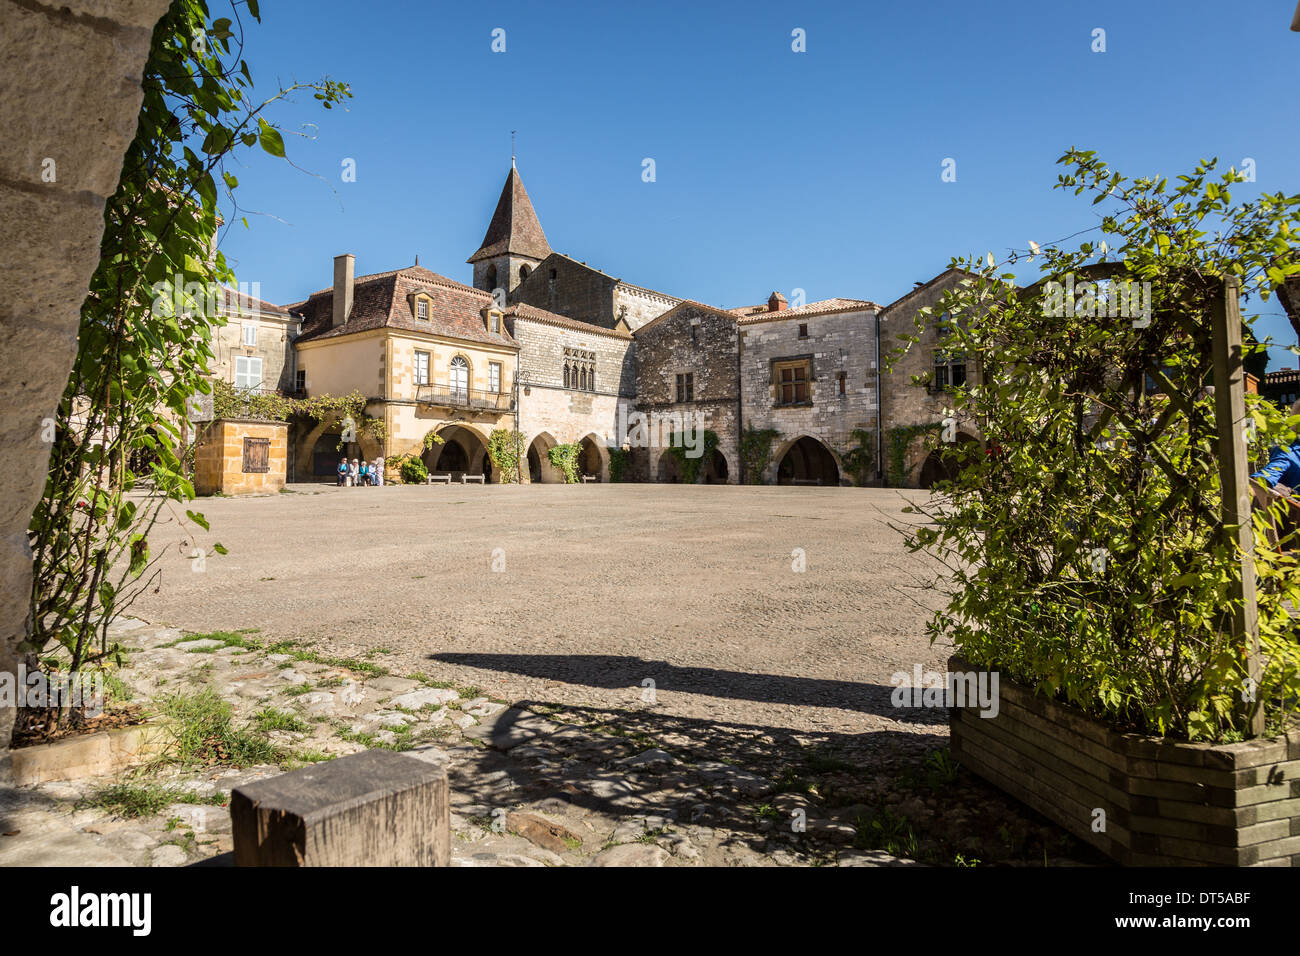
415, 382, 513, 411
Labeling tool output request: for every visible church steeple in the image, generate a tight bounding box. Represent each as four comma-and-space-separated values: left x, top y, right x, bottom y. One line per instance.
468, 166, 551, 267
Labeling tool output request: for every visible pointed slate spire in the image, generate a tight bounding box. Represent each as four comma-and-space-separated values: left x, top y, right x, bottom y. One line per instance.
467, 166, 551, 264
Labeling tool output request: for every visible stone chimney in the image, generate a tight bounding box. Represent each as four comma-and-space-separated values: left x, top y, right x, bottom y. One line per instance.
767, 291, 788, 313
333, 254, 355, 328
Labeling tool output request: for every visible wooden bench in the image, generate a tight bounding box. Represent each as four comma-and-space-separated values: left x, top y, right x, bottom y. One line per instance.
426, 473, 452, 485
461, 474, 485, 484
792, 478, 821, 486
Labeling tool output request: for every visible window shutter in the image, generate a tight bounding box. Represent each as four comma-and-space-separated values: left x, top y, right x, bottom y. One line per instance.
242, 437, 271, 473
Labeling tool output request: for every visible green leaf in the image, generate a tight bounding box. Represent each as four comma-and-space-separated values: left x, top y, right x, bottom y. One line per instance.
257, 118, 285, 158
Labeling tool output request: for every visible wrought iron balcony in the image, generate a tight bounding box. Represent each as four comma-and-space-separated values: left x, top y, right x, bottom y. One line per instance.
415, 382, 513, 411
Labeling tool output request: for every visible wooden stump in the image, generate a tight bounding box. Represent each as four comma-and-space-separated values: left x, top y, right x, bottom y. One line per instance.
230, 750, 450, 867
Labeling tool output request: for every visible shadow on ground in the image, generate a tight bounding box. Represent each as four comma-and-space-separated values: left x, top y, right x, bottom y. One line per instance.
439, 696, 1107, 867
430, 653, 948, 726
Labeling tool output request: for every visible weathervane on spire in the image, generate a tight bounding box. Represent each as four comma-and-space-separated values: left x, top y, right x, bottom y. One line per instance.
511, 130, 516, 168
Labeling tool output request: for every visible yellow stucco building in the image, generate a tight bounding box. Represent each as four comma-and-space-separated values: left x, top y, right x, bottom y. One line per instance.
287, 256, 519, 481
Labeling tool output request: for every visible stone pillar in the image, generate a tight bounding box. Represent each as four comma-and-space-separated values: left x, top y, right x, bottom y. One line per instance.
0, 0, 171, 780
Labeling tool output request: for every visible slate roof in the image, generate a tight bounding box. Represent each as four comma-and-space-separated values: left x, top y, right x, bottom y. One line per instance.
290, 265, 516, 348
467, 166, 551, 264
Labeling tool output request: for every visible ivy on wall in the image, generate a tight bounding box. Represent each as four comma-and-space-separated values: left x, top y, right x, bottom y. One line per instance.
664, 430, 719, 484
487, 428, 525, 483
211, 379, 386, 448
547, 442, 583, 483
606, 446, 630, 482
886, 424, 942, 487
739, 426, 780, 485
839, 428, 876, 486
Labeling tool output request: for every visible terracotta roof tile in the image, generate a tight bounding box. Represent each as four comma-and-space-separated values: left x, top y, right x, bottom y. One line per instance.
293, 265, 515, 348
735, 297, 879, 324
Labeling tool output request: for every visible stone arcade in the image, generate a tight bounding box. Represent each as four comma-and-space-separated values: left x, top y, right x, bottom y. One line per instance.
213, 161, 977, 488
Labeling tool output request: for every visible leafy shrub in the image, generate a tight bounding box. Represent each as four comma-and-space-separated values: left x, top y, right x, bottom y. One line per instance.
398, 456, 429, 484
903, 149, 1300, 742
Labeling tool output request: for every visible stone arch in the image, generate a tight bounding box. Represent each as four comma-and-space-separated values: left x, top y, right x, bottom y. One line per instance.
526, 431, 563, 483
578, 433, 608, 482
655, 450, 683, 484
425, 422, 490, 479
919, 431, 980, 489
297, 416, 369, 481
772, 435, 842, 486
703, 448, 729, 484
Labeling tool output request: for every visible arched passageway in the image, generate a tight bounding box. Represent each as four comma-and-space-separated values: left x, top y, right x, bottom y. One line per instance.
312, 432, 344, 477
424, 424, 488, 479
703, 449, 728, 484
656, 452, 682, 484
776, 436, 840, 486
526, 433, 562, 483
919, 434, 979, 489
578, 435, 606, 481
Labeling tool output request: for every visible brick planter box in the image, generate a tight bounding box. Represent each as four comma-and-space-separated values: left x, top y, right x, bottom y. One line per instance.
948, 655, 1300, 866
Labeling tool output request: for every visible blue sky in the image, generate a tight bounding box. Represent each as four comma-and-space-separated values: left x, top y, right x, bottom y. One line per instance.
217, 0, 1299, 367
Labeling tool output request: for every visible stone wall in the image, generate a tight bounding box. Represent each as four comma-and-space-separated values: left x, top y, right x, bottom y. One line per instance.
510, 316, 635, 396
739, 308, 880, 484
194, 419, 289, 495
612, 283, 680, 332
0, 0, 171, 772
878, 271, 983, 486
211, 306, 296, 392
512, 254, 620, 328
634, 304, 740, 483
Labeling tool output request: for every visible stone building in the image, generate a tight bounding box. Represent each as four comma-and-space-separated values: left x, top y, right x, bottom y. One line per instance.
505, 302, 634, 482
736, 293, 882, 485
632, 302, 741, 483
234, 162, 968, 489
211, 286, 298, 395
287, 257, 519, 481
877, 268, 984, 487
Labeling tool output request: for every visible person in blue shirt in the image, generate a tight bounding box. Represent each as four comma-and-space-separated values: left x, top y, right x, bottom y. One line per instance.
1252, 399, 1300, 491
336, 458, 348, 487
1252, 399, 1300, 548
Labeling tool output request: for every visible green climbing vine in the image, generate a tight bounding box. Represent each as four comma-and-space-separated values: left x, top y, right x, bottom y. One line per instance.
664, 430, 720, 485
886, 423, 942, 487
547, 442, 583, 483
211, 379, 385, 448
739, 426, 780, 485
606, 446, 630, 482
839, 428, 876, 486
487, 428, 525, 483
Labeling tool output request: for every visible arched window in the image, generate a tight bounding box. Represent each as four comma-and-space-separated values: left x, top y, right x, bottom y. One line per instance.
484, 264, 497, 291
519, 265, 531, 282
580, 367, 588, 391
589, 367, 596, 392
563, 363, 570, 389
450, 355, 469, 400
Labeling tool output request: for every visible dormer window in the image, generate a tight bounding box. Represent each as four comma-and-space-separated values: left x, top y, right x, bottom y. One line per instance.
485, 309, 503, 334
416, 298, 429, 321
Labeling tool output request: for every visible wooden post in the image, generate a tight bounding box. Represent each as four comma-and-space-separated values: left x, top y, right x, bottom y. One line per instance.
1211, 277, 1265, 737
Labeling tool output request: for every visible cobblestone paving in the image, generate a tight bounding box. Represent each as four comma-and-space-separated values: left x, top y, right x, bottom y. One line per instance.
0, 620, 925, 867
